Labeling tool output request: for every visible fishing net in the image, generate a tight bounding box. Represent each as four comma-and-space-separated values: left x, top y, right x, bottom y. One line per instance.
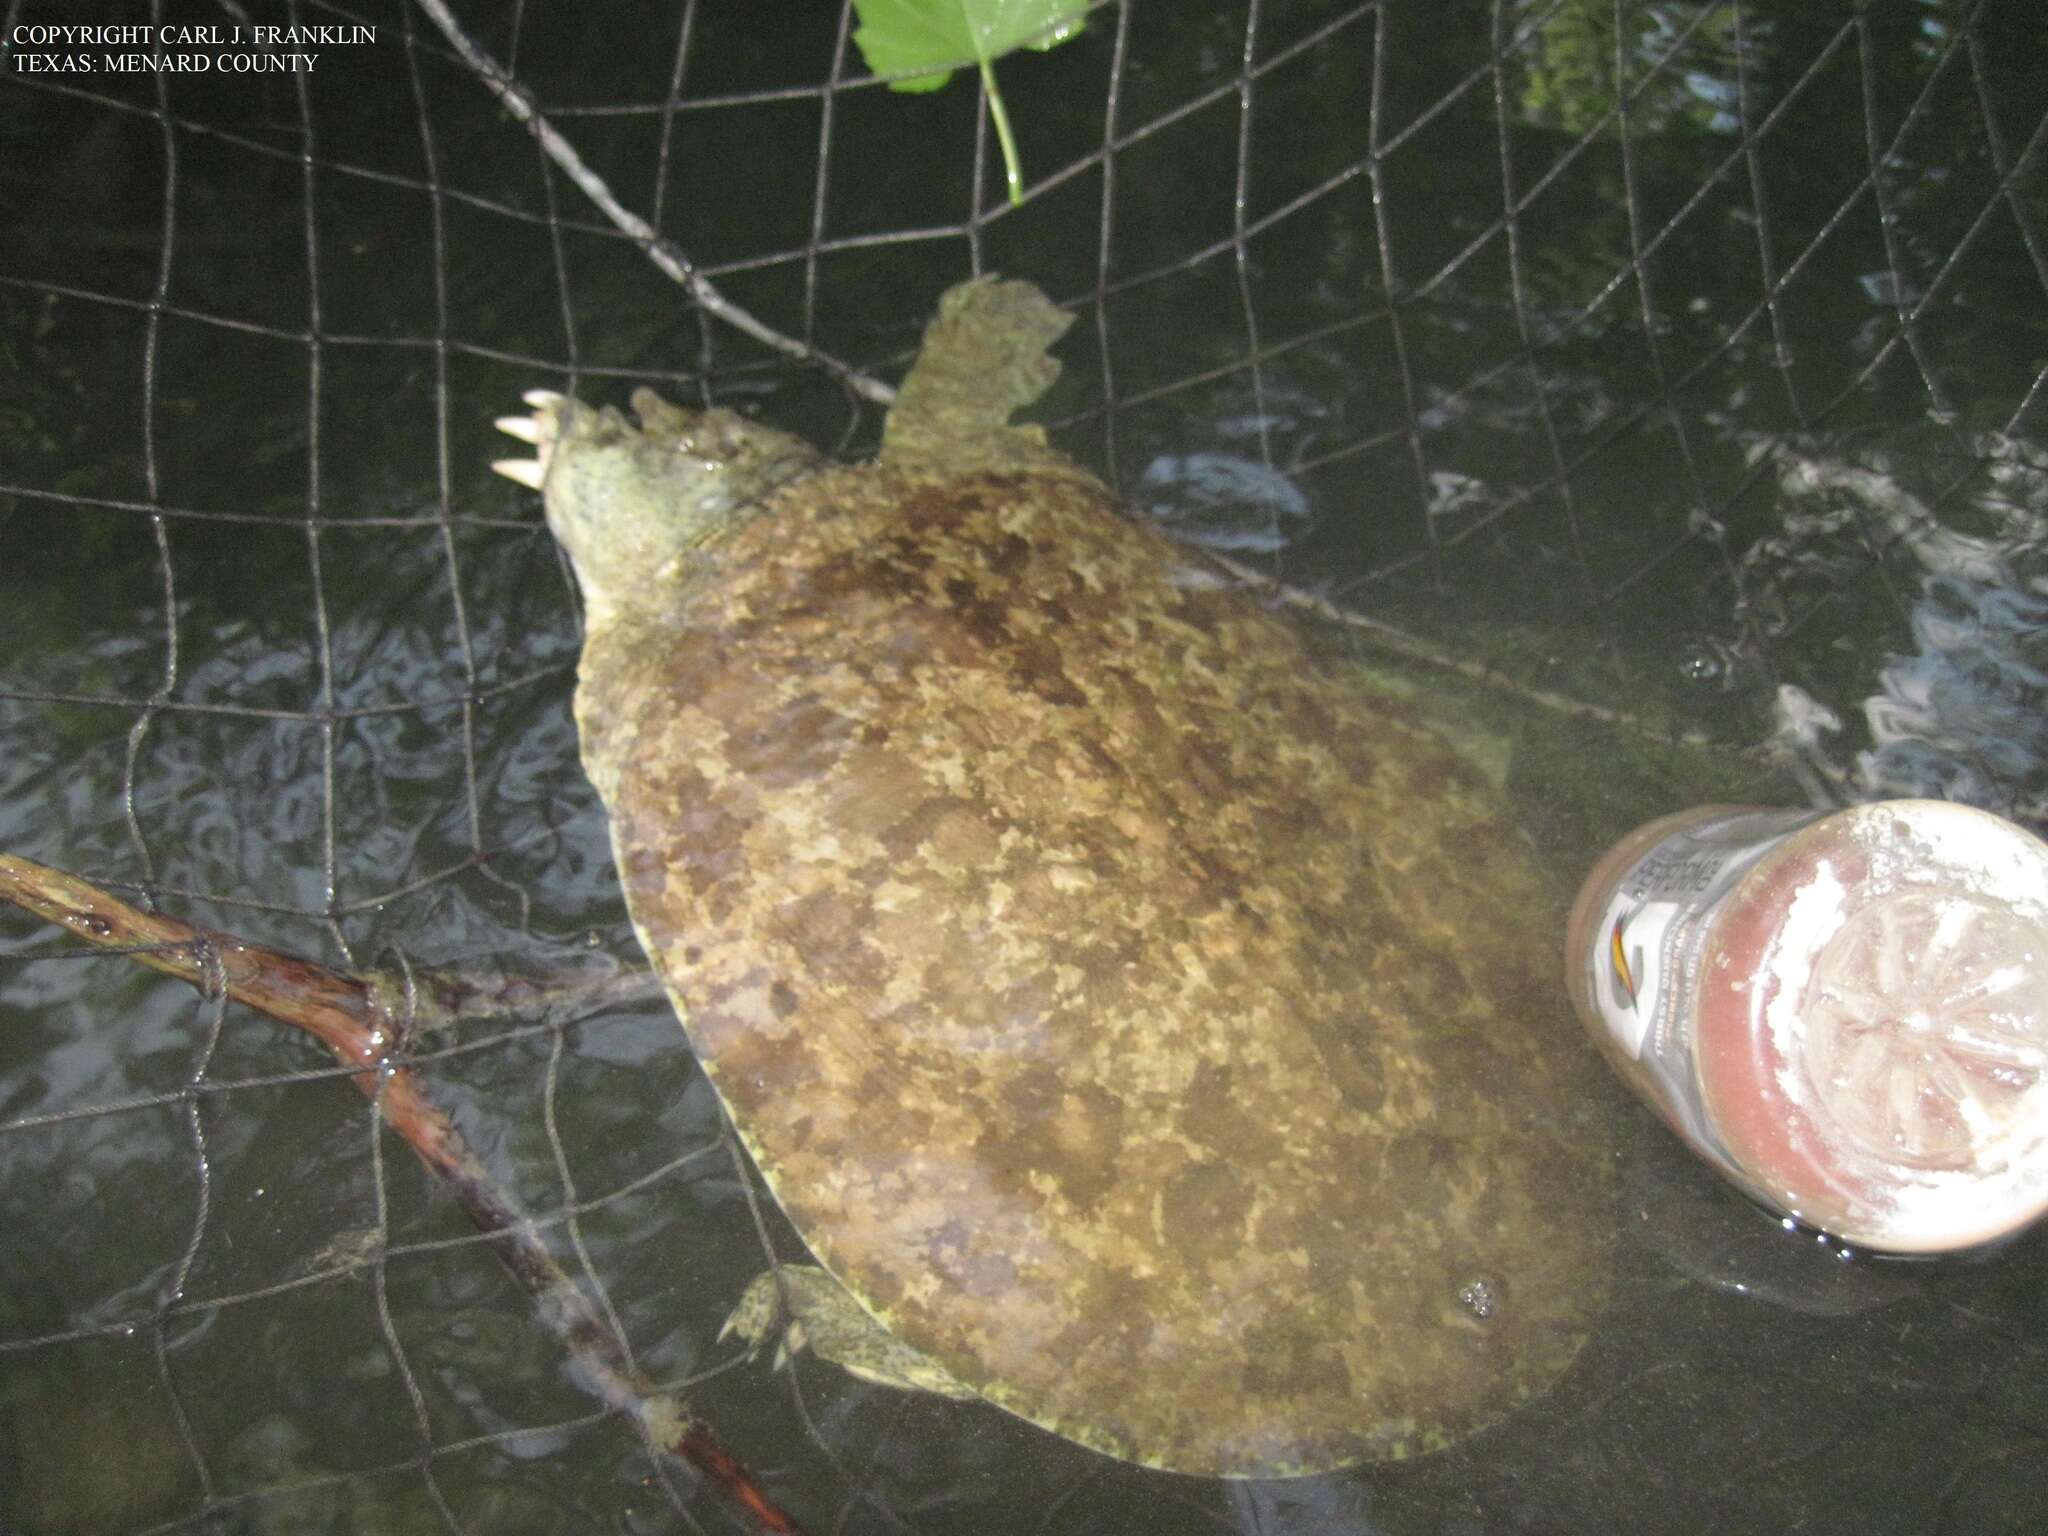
3, 1, 2046, 1532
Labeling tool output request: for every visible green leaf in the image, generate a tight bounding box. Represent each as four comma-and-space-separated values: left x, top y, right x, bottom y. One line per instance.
851, 0, 1089, 205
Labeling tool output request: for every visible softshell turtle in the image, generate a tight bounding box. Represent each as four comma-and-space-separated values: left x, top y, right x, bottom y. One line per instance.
492, 277, 1614, 1477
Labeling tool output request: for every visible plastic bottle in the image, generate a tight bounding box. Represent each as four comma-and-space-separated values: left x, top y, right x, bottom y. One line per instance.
1566, 799, 2048, 1253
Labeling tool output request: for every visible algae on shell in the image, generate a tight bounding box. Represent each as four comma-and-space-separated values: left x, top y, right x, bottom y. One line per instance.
493, 277, 1616, 1477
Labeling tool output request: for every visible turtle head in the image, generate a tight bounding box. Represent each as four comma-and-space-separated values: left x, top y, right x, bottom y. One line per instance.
494, 387, 819, 629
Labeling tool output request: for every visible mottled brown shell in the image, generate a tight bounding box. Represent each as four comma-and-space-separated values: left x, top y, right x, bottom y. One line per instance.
563, 415, 1614, 1474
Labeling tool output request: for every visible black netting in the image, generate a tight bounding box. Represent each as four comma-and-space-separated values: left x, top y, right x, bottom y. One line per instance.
4, 2, 2047, 1533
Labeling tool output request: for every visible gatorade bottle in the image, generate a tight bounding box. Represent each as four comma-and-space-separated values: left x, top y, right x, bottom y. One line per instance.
1566, 799, 2048, 1253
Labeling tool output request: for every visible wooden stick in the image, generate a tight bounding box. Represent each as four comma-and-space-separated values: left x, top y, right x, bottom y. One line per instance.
0, 853, 813, 1536
411, 0, 894, 408
1200, 548, 1726, 751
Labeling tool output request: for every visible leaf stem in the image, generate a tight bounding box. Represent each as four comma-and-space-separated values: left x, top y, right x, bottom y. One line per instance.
981, 58, 1024, 207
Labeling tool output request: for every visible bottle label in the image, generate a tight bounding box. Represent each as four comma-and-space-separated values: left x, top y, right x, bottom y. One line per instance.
1585, 808, 1828, 1156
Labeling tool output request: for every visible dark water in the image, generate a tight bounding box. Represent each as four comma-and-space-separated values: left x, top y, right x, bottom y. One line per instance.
3, 1, 2046, 1532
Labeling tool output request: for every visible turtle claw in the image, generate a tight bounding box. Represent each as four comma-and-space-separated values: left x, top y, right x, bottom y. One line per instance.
494, 391, 571, 492
491, 456, 545, 490
718, 1268, 781, 1354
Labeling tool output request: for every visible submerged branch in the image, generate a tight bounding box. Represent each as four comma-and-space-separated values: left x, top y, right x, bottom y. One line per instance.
0, 853, 812, 1536
1201, 549, 1725, 752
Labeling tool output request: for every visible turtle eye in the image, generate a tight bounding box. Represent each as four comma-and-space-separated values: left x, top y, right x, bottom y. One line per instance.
679, 413, 748, 462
